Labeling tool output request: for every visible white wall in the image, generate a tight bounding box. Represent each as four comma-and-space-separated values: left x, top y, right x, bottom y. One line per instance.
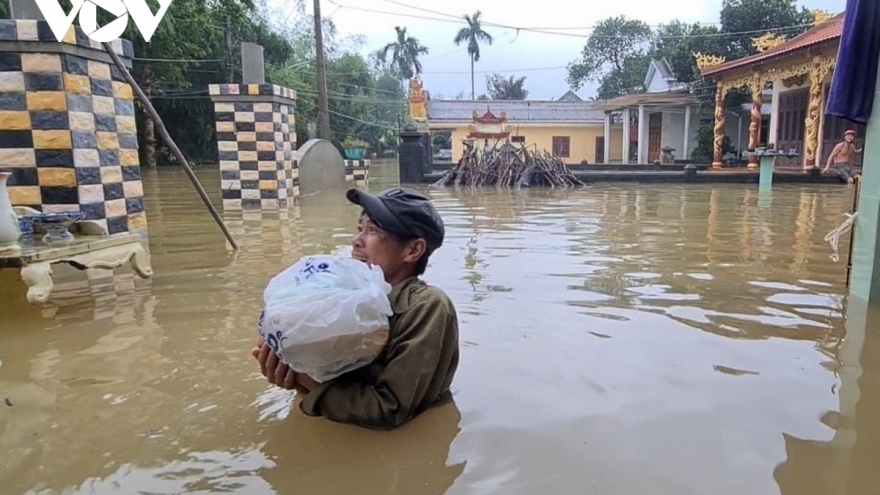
646, 76, 669, 93
660, 111, 700, 160
768, 77, 809, 147
721, 112, 751, 156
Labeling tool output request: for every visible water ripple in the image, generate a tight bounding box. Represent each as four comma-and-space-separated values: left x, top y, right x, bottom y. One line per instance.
1, 166, 873, 495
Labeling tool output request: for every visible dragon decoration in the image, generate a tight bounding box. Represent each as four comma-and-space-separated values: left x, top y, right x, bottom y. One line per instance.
751, 33, 787, 53
693, 52, 726, 71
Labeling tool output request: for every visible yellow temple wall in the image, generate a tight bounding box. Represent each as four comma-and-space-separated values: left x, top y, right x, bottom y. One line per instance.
445, 124, 623, 164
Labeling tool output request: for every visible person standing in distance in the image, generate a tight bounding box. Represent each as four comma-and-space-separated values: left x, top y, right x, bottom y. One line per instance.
252, 187, 460, 430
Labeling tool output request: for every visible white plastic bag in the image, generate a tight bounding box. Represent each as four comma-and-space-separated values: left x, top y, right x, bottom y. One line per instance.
259, 254, 393, 383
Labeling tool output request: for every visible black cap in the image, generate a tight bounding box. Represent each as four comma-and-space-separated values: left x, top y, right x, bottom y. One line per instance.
346, 187, 445, 251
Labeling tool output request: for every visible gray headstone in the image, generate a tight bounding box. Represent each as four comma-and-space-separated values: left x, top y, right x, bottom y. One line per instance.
241, 42, 265, 85
9, 0, 46, 20
296, 139, 346, 195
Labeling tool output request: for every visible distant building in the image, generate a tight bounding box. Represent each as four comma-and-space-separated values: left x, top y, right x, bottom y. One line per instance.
557, 90, 583, 102
595, 58, 704, 163
426, 98, 624, 164
700, 12, 861, 169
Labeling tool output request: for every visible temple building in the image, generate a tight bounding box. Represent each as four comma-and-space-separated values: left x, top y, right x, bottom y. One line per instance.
425, 98, 621, 164
699, 11, 863, 169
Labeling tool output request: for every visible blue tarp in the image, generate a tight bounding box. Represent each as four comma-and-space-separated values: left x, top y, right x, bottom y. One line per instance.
826, 0, 880, 125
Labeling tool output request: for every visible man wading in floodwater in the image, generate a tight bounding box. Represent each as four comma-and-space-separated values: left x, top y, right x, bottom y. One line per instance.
822, 129, 863, 184
252, 187, 460, 429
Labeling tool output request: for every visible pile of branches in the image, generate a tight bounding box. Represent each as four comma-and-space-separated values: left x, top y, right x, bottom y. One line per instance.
432, 143, 585, 188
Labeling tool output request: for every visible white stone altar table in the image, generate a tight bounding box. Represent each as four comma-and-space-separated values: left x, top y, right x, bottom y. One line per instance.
0, 234, 152, 305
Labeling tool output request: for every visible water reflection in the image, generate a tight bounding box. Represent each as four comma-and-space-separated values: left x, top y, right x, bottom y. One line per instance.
773, 297, 880, 495
1, 163, 877, 494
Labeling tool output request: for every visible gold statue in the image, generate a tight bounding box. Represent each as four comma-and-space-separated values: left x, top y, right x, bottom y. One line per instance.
752, 32, 787, 53
693, 52, 726, 71
408, 75, 427, 122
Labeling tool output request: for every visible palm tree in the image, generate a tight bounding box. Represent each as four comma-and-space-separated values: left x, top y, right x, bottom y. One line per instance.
377, 26, 429, 81
454, 11, 493, 100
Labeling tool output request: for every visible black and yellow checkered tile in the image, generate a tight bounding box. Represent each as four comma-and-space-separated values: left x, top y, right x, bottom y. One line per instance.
344, 160, 370, 186
0, 20, 144, 235
209, 83, 298, 209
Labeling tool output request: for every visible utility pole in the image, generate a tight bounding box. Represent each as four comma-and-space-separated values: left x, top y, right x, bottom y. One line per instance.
225, 14, 234, 82
313, 0, 331, 140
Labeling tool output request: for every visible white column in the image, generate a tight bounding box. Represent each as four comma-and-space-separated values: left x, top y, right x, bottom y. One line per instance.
622, 107, 631, 163
683, 105, 691, 160
637, 104, 646, 163
603, 112, 611, 163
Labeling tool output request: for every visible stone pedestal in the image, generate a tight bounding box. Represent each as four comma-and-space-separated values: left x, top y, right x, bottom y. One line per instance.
0, 20, 145, 236
399, 131, 426, 184
208, 83, 297, 210
345, 159, 369, 186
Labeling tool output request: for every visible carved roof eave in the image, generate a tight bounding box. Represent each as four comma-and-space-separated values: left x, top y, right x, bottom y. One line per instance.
702, 39, 840, 82
703, 42, 839, 85
473, 109, 507, 123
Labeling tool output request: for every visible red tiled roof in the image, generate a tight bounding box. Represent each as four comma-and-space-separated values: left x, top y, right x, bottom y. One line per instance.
702, 13, 844, 77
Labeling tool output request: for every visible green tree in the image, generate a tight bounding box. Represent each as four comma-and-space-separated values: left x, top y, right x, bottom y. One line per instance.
1, 0, 394, 164
454, 11, 494, 100
651, 21, 729, 85
377, 26, 429, 81
486, 74, 528, 100
567, 16, 654, 99
720, 0, 814, 59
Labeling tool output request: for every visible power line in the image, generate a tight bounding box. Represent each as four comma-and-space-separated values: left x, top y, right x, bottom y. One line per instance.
147, 88, 407, 106
133, 20, 817, 70
329, 109, 399, 130
373, 0, 731, 31
328, 0, 816, 40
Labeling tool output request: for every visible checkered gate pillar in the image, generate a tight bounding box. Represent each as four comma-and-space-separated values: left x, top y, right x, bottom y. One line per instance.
344, 159, 370, 186
208, 84, 298, 210
0, 20, 145, 236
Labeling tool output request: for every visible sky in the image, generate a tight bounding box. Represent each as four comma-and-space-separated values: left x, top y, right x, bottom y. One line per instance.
284, 0, 846, 101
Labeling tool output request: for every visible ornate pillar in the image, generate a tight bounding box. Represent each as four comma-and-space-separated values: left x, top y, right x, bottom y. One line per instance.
712, 83, 728, 168
0, 20, 146, 236
804, 56, 835, 169
209, 84, 298, 210
747, 72, 764, 169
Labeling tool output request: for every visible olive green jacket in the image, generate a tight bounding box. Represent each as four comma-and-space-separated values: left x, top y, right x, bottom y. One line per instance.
299, 277, 460, 429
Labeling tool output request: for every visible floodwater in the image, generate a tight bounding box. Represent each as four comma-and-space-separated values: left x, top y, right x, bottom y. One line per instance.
1, 159, 878, 495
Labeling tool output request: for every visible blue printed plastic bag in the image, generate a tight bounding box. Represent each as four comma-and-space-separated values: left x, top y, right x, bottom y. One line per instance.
259, 255, 393, 382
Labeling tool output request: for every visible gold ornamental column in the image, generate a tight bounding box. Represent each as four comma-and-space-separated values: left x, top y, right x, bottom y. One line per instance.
747, 72, 764, 169
804, 55, 836, 169
694, 52, 728, 169
712, 83, 728, 168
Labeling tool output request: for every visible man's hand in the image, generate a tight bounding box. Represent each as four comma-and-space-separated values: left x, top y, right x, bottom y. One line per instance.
251, 338, 316, 393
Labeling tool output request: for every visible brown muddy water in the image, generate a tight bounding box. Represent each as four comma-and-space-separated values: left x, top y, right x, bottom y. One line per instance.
1, 160, 878, 495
